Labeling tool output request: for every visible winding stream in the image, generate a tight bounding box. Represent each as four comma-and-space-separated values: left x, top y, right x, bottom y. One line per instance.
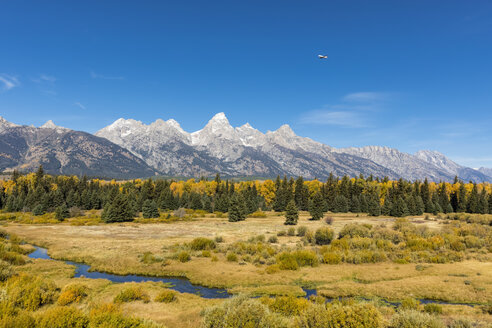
28, 246, 232, 299
28, 246, 476, 306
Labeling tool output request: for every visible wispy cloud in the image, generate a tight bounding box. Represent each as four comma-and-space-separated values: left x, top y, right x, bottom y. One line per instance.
343, 92, 389, 103
0, 74, 20, 91
300, 91, 391, 128
32, 74, 56, 83
74, 102, 86, 110
300, 110, 367, 127
90, 70, 125, 80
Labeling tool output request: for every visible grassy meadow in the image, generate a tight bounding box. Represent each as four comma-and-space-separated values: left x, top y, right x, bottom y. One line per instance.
0, 210, 491, 327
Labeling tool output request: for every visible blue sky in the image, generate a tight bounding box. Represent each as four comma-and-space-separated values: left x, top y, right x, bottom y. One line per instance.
1, 1, 491, 168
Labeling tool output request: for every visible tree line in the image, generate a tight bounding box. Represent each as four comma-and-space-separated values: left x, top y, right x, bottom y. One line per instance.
0, 167, 491, 222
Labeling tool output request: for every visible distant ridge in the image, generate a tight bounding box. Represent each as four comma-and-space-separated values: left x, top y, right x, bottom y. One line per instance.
0, 117, 157, 179
95, 113, 492, 182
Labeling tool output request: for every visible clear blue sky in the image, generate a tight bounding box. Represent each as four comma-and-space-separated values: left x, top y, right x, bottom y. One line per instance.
1, 1, 491, 168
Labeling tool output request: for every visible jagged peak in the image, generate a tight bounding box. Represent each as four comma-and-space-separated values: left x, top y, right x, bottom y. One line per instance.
275, 124, 295, 136
40, 120, 69, 131
0, 116, 19, 127
41, 120, 57, 128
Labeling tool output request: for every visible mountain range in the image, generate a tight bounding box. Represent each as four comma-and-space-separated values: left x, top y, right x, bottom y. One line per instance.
0, 114, 490, 182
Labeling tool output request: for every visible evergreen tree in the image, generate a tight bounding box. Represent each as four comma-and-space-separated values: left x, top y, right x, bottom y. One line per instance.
294, 177, 309, 211
142, 199, 160, 218
415, 196, 425, 215
467, 184, 479, 213
349, 195, 361, 213
55, 204, 70, 221
457, 183, 467, 212
382, 198, 392, 216
102, 194, 135, 223
228, 194, 246, 222
478, 190, 489, 214
391, 197, 409, 217
284, 200, 298, 225
332, 195, 348, 213
309, 192, 325, 220
367, 195, 381, 216
32, 203, 45, 216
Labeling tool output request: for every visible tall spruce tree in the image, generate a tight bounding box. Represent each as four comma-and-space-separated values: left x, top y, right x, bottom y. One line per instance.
228, 194, 246, 222
284, 200, 298, 225
142, 199, 160, 218
309, 192, 325, 220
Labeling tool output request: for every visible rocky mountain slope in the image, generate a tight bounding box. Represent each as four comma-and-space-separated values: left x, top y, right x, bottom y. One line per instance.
0, 117, 157, 179
96, 113, 399, 179
2, 113, 490, 182
96, 112, 490, 182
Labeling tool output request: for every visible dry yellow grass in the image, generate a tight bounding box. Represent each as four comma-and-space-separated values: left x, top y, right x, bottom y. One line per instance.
3, 211, 492, 326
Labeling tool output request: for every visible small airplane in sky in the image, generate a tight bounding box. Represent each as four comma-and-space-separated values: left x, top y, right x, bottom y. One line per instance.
318, 55, 328, 59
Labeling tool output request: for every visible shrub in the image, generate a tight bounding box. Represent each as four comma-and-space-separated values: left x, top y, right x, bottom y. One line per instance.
423, 303, 442, 314
214, 236, 224, 243
4, 273, 57, 311
448, 318, 482, 328
339, 223, 371, 238
190, 237, 216, 251
314, 227, 334, 245
37, 306, 89, 328
390, 310, 444, 328
211, 255, 219, 262
174, 208, 186, 218
325, 216, 333, 225
202, 295, 289, 328
261, 295, 309, 316
0, 311, 35, 327
226, 252, 238, 262
249, 211, 267, 218
287, 227, 296, 236
297, 226, 308, 237
276, 252, 299, 270
114, 286, 150, 303
293, 250, 319, 267
322, 252, 342, 264
57, 283, 89, 305
202, 250, 211, 257
155, 289, 177, 303
177, 251, 191, 263
297, 302, 384, 328
0, 260, 13, 282
400, 298, 421, 310
89, 303, 154, 328
277, 230, 286, 236
268, 235, 278, 243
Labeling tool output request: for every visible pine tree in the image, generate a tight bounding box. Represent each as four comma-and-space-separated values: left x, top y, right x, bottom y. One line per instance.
228, 194, 246, 222
391, 197, 409, 217
367, 195, 381, 216
309, 192, 325, 220
294, 177, 309, 211
102, 194, 135, 223
284, 200, 298, 225
32, 203, 45, 216
332, 195, 348, 213
55, 204, 70, 221
415, 196, 425, 215
349, 196, 361, 213
467, 184, 479, 213
382, 198, 392, 216
457, 183, 467, 212
142, 199, 160, 218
